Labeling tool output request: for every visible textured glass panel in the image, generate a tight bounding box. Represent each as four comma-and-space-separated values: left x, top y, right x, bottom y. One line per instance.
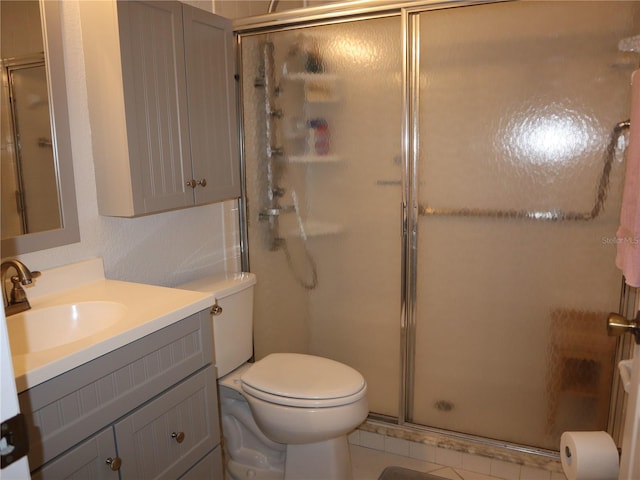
413, 1, 638, 450
241, 16, 402, 417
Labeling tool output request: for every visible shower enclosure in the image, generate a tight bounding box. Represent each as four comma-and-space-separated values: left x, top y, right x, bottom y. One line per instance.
237, 1, 639, 452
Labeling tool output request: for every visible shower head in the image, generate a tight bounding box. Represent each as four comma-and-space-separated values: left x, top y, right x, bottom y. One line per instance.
619, 34, 640, 53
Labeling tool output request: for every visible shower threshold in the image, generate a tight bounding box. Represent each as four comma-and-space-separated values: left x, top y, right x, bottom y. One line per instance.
357, 417, 564, 476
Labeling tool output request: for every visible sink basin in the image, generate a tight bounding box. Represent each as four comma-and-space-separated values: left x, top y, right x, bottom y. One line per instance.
8, 301, 127, 356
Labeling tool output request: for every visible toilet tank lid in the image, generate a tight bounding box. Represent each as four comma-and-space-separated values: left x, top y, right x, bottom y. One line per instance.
178, 272, 256, 298
241, 353, 366, 400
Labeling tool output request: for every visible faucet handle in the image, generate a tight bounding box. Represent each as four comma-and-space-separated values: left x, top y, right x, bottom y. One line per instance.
10, 270, 40, 286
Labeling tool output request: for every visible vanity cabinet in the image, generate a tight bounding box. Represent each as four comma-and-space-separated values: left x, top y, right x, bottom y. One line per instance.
20, 310, 223, 479
80, 1, 240, 217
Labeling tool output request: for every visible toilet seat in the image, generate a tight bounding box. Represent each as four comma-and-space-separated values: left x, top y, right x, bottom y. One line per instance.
241, 382, 367, 408
241, 353, 367, 408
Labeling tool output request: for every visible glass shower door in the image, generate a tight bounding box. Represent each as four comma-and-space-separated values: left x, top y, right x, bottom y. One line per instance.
241, 16, 403, 418
411, 1, 634, 450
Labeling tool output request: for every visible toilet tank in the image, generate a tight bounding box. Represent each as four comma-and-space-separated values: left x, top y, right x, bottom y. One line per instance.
178, 272, 256, 378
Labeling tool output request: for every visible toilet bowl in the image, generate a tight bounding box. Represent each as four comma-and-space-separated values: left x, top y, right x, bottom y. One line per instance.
179, 272, 369, 480
241, 353, 368, 445
242, 353, 368, 480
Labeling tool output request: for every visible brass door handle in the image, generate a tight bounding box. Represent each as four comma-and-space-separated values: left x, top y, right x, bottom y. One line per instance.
607, 312, 640, 344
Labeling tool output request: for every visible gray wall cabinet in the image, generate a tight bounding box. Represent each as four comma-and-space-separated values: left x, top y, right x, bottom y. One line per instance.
81, 1, 240, 217
21, 310, 223, 479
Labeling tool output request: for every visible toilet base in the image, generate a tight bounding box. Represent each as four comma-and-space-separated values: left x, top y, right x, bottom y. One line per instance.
284, 436, 352, 480
227, 458, 284, 480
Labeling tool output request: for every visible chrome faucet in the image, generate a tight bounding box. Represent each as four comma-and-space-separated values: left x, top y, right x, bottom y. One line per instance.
1, 259, 40, 316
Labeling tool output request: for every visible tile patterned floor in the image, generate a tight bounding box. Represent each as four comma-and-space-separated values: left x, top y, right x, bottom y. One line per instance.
350, 430, 568, 480
352, 444, 463, 479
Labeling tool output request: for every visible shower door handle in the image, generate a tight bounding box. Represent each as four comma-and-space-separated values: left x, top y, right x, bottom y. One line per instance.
607, 312, 640, 344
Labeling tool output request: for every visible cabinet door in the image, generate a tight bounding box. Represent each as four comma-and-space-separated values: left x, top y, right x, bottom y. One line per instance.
115, 366, 219, 480
31, 428, 117, 480
118, 0, 193, 213
183, 6, 241, 204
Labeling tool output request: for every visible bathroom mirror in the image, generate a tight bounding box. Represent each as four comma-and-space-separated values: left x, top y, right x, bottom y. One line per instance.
1, 0, 79, 256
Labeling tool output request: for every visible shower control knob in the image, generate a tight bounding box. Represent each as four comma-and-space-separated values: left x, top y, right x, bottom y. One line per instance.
105, 457, 122, 471
197, 178, 207, 187
186, 179, 197, 188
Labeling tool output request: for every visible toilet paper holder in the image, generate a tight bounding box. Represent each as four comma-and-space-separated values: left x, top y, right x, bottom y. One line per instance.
607, 312, 640, 344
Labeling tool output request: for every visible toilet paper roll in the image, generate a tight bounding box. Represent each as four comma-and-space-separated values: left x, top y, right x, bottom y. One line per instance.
560, 431, 619, 480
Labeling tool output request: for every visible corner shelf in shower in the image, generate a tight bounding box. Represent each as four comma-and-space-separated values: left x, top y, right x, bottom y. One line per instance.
284, 220, 344, 238
287, 154, 342, 164
284, 73, 338, 81
282, 72, 339, 103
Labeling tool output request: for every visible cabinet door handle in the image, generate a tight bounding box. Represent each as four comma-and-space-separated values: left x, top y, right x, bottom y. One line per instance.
105, 457, 122, 471
186, 179, 197, 188
197, 178, 207, 187
171, 431, 185, 443
211, 300, 222, 316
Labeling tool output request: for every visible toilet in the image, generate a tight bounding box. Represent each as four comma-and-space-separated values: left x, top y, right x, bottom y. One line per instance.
179, 272, 368, 480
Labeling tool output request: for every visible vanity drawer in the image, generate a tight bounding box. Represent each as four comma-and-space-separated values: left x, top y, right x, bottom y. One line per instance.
20, 309, 213, 470
115, 366, 219, 480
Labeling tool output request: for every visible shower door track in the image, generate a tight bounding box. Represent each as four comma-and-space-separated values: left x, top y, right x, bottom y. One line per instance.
235, 0, 634, 459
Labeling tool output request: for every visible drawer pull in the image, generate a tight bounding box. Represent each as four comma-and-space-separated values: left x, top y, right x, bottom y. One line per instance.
186, 179, 197, 188
105, 457, 122, 471
197, 178, 207, 187
171, 431, 185, 443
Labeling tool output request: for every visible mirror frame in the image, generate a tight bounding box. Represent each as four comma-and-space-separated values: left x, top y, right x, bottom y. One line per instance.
1, 0, 79, 257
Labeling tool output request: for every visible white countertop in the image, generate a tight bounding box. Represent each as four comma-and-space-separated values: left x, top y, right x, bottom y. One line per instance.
9, 258, 214, 392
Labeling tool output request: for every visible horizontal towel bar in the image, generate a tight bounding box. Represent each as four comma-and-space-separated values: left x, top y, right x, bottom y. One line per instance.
419, 205, 593, 222
419, 119, 631, 223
